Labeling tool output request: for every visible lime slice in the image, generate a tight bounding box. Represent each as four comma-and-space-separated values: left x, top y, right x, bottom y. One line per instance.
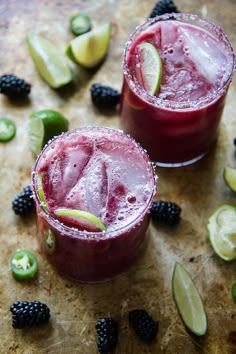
0, 117, 16, 142
26, 33, 72, 88
69, 13, 92, 36
172, 262, 207, 336
223, 166, 236, 192
66, 23, 111, 68
138, 42, 162, 95
207, 205, 236, 261
27, 109, 69, 155
54, 207, 107, 232
37, 174, 48, 212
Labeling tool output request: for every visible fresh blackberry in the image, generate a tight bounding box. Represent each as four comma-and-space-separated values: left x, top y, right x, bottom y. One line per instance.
149, 0, 179, 18
90, 83, 121, 108
151, 200, 181, 225
12, 185, 34, 216
0, 74, 31, 98
95, 317, 118, 354
233, 137, 236, 146
129, 309, 159, 343
10, 300, 50, 328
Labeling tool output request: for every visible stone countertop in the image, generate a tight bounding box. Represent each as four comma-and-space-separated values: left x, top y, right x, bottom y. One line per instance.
0, 1, 236, 353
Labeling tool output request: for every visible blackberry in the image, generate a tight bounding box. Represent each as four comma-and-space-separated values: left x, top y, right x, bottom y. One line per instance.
90, 83, 120, 108
0, 74, 31, 99
12, 185, 34, 216
151, 200, 181, 225
95, 317, 118, 354
129, 309, 159, 343
149, 0, 179, 18
10, 300, 50, 328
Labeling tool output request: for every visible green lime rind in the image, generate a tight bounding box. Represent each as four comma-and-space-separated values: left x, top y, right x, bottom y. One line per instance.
27, 109, 69, 155
223, 166, 236, 193
207, 205, 236, 261
69, 13, 92, 36
138, 42, 162, 96
172, 262, 207, 336
66, 23, 111, 68
231, 282, 236, 302
54, 207, 107, 231
37, 173, 49, 212
26, 32, 72, 88
0, 117, 16, 142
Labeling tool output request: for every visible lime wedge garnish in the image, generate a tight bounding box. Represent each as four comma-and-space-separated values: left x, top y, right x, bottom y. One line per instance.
66, 23, 111, 68
138, 42, 162, 95
0, 117, 16, 142
172, 262, 207, 336
69, 13, 92, 36
54, 207, 107, 232
27, 109, 69, 156
37, 174, 48, 212
207, 205, 236, 261
26, 33, 72, 88
223, 166, 236, 193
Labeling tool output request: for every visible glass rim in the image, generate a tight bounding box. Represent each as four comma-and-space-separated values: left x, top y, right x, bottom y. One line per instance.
123, 12, 236, 111
31, 125, 157, 240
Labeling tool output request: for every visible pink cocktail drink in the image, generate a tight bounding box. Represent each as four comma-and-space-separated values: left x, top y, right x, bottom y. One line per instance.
32, 126, 156, 282
120, 13, 235, 167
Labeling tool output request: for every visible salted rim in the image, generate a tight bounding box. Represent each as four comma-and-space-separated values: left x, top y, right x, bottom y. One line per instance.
123, 13, 235, 111
31, 126, 157, 240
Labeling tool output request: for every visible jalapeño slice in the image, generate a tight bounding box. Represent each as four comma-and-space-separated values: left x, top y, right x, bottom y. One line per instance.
0, 117, 16, 142
11, 250, 38, 280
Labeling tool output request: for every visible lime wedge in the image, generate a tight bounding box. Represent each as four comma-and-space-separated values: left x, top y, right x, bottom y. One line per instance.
54, 207, 107, 232
207, 205, 236, 261
66, 23, 111, 68
138, 42, 162, 95
27, 109, 69, 155
69, 13, 92, 36
223, 166, 236, 192
37, 174, 48, 212
172, 262, 207, 336
26, 33, 72, 88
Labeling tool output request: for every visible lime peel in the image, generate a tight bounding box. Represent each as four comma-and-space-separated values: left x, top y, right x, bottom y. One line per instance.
138, 42, 162, 96
172, 262, 207, 336
223, 166, 236, 193
207, 205, 236, 261
54, 207, 107, 232
37, 174, 49, 212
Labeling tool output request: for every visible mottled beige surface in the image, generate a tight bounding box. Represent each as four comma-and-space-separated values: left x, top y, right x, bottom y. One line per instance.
0, 0, 236, 353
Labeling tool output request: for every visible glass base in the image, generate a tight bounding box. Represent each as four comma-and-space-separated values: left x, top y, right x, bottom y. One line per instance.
154, 152, 207, 168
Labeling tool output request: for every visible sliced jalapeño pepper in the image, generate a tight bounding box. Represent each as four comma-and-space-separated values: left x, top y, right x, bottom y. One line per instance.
11, 250, 38, 281
69, 13, 92, 36
0, 117, 16, 142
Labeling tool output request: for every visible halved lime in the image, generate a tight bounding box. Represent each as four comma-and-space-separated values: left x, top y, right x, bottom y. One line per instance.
223, 166, 236, 193
26, 33, 72, 88
207, 205, 236, 261
37, 174, 48, 212
69, 13, 92, 36
172, 262, 207, 336
54, 207, 107, 232
0, 117, 16, 142
66, 23, 111, 68
138, 42, 162, 96
27, 109, 69, 155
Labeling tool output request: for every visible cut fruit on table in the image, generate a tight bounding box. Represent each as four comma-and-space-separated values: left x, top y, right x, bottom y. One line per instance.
26, 33, 72, 88
69, 13, 92, 36
37, 174, 49, 212
223, 166, 236, 193
0, 117, 16, 142
27, 109, 69, 156
54, 208, 107, 232
10, 250, 38, 281
137, 42, 162, 95
172, 262, 207, 336
66, 23, 111, 68
207, 205, 236, 261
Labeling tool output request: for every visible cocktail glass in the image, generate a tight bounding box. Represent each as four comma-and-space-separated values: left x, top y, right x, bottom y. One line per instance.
120, 13, 235, 167
32, 126, 156, 282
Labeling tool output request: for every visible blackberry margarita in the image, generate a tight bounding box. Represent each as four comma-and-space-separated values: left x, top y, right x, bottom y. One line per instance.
32, 126, 156, 282
120, 13, 235, 167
